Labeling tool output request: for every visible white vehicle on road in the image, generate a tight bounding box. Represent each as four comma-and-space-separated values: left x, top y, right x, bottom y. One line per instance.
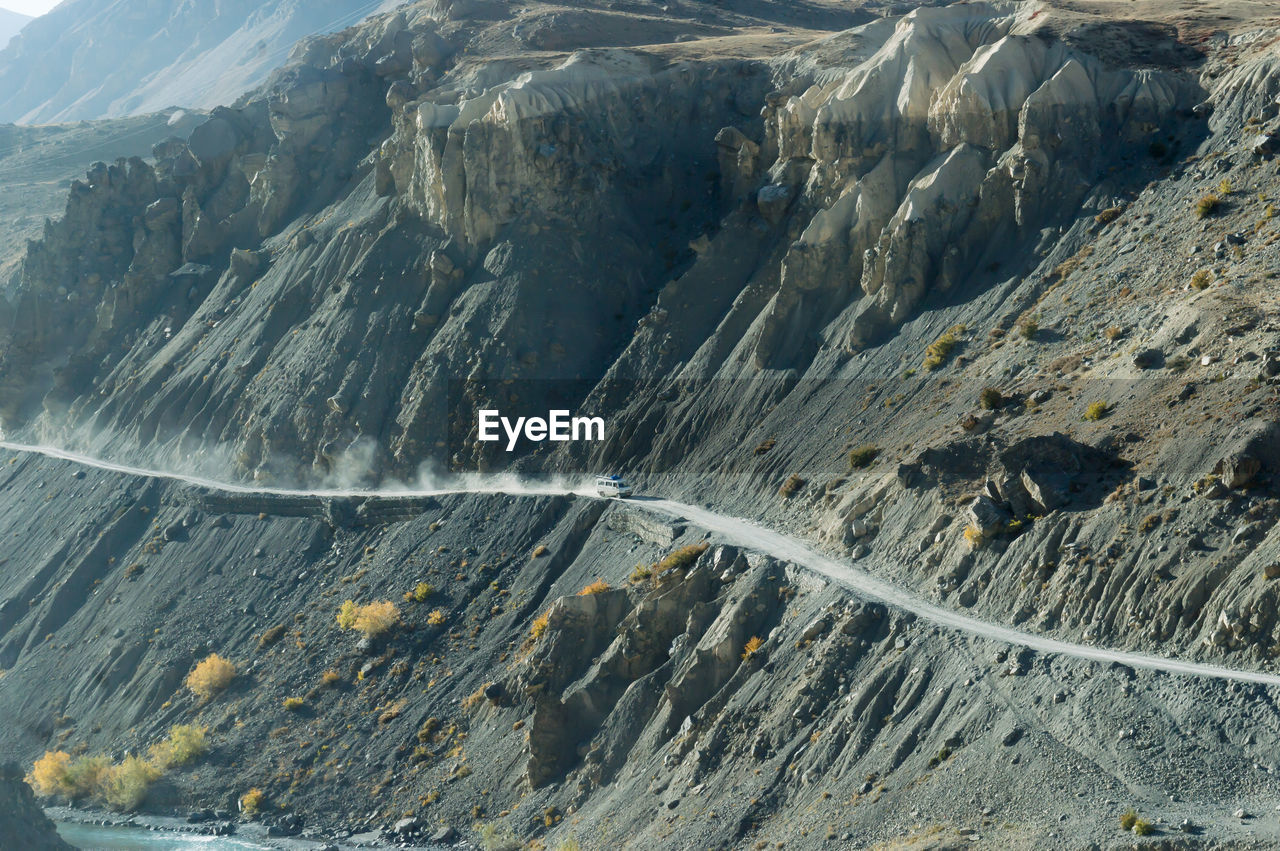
595, 474, 633, 498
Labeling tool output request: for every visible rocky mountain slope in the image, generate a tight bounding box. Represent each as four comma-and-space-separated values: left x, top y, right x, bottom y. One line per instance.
0, 0, 401, 123
0, 6, 31, 50
4, 0, 1280, 846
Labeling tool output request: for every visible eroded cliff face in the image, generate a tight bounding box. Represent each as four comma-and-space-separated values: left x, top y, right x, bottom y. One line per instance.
757, 8, 1194, 362
0, 2, 1201, 482
0, 2, 782, 481
7, 0, 1276, 680
9, 1, 1280, 846
8, 0, 1273, 672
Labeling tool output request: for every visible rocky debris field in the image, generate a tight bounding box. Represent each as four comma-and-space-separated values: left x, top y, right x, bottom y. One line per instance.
5, 450, 1280, 849
5, 0, 1280, 846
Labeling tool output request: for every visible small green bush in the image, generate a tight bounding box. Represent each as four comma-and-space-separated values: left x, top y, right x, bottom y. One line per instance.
927, 745, 952, 768
1084, 401, 1109, 421
978, 387, 1004, 410
404, 582, 435, 603
848, 445, 880, 469
63, 755, 110, 800
1133, 818, 1154, 836
185, 653, 235, 700
101, 756, 161, 811
1119, 808, 1138, 830
240, 787, 265, 815
1190, 269, 1212, 290
336, 600, 400, 638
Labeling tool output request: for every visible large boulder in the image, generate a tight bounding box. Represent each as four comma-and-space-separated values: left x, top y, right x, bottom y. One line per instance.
964, 495, 1009, 537
187, 116, 240, 166
1216, 452, 1261, 489
992, 433, 1119, 515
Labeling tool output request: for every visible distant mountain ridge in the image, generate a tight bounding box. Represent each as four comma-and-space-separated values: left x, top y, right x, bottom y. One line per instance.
0, 0, 399, 123
0, 6, 31, 50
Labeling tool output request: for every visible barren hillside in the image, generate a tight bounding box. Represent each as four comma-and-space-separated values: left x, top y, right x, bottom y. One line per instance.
0, 0, 402, 123
3, 0, 1280, 847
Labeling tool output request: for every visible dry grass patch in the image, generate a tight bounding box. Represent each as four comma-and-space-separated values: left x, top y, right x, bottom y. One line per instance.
657, 542, 708, 575
779, 474, 805, 498
1095, 205, 1125, 225
1196, 193, 1221, 218
923, 325, 965, 370
848, 445, 880, 469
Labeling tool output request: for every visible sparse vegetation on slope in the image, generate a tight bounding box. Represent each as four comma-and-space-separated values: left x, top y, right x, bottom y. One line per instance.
336, 600, 400, 638
185, 653, 235, 700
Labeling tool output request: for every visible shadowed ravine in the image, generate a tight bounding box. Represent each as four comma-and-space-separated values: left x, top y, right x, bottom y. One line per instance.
5, 439, 1280, 689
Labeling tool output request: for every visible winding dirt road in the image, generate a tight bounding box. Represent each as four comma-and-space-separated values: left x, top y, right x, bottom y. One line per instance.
3, 439, 1279, 688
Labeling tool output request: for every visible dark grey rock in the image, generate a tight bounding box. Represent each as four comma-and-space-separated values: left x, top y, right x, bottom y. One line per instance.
1132, 347, 1163, 369
1217, 452, 1261, 489
0, 763, 74, 850
430, 825, 458, 843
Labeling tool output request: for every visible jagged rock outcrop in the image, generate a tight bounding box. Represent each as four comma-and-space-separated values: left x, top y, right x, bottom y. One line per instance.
0, 763, 73, 851
748, 4, 1196, 365
516, 545, 781, 788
